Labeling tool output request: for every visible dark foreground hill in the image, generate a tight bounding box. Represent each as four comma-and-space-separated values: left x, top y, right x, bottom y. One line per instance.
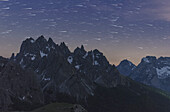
1, 36, 170, 112
31, 103, 87, 112
87, 78, 170, 112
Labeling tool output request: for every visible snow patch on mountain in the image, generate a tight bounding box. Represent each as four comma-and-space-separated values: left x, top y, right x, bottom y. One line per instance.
75, 65, 81, 70
67, 56, 73, 64
92, 51, 95, 65
143, 58, 150, 63
83, 52, 88, 59
96, 53, 100, 58
30, 40, 34, 43
31, 56, 36, 60
44, 78, 51, 81
156, 66, 170, 79
128, 61, 132, 66
20, 58, 23, 65
40, 51, 48, 57
46, 46, 51, 51
42, 75, 51, 81
132, 66, 136, 70
94, 60, 99, 66
24, 53, 36, 60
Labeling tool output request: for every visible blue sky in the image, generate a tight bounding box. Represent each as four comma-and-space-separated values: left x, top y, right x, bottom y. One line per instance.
1, 0, 170, 65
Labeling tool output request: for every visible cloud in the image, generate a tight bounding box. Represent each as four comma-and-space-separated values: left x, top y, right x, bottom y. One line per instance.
0, 0, 9, 1
2, 7, 10, 10
142, 0, 170, 21
138, 47, 143, 50
114, 0, 170, 22
1, 30, 12, 34
94, 38, 101, 41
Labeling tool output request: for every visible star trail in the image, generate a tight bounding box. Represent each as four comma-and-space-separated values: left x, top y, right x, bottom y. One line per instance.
1, 0, 170, 65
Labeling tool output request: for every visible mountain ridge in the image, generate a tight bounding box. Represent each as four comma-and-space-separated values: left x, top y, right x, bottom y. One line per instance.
13, 35, 124, 104
1, 36, 170, 112
117, 59, 136, 76
118, 56, 170, 93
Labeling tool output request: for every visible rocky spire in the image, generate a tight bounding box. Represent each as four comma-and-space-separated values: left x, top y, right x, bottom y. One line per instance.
59, 42, 70, 54
81, 45, 85, 51
48, 37, 54, 44
10, 53, 15, 60
36, 35, 47, 43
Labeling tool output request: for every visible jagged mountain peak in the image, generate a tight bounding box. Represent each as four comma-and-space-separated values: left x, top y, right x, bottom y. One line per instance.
141, 56, 157, 63
93, 49, 101, 54
18, 36, 70, 61
59, 42, 70, 54
74, 45, 86, 52
2, 36, 170, 112
13, 35, 122, 102
34, 36, 55, 47
60, 42, 67, 47
47, 37, 54, 44
19, 36, 110, 66
10, 53, 15, 60
24, 37, 35, 43
81, 45, 85, 50
36, 35, 46, 42
158, 56, 170, 61
74, 46, 86, 56
19, 36, 106, 60
125, 55, 170, 92
0, 56, 7, 60
117, 59, 136, 76
140, 56, 170, 65
118, 59, 136, 68
119, 59, 133, 65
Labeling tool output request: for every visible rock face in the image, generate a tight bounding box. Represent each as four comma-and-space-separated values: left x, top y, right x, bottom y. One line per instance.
119, 56, 170, 92
0, 59, 43, 111
13, 36, 122, 103
72, 104, 87, 112
0, 56, 8, 72
117, 59, 136, 76
2, 36, 170, 112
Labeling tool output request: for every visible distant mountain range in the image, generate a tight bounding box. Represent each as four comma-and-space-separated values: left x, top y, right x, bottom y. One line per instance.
1, 36, 170, 112
117, 56, 170, 93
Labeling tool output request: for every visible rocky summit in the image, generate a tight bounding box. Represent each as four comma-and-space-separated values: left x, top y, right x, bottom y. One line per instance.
118, 56, 170, 93
13, 35, 121, 103
117, 59, 136, 76
1, 36, 170, 112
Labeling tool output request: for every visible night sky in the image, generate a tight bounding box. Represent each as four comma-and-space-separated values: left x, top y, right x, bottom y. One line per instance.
1, 0, 170, 65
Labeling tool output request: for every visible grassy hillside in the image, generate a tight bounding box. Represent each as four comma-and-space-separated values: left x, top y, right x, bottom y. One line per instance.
31, 103, 74, 112
13, 103, 87, 112
31, 103, 87, 112
12, 77, 170, 112
86, 78, 170, 112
